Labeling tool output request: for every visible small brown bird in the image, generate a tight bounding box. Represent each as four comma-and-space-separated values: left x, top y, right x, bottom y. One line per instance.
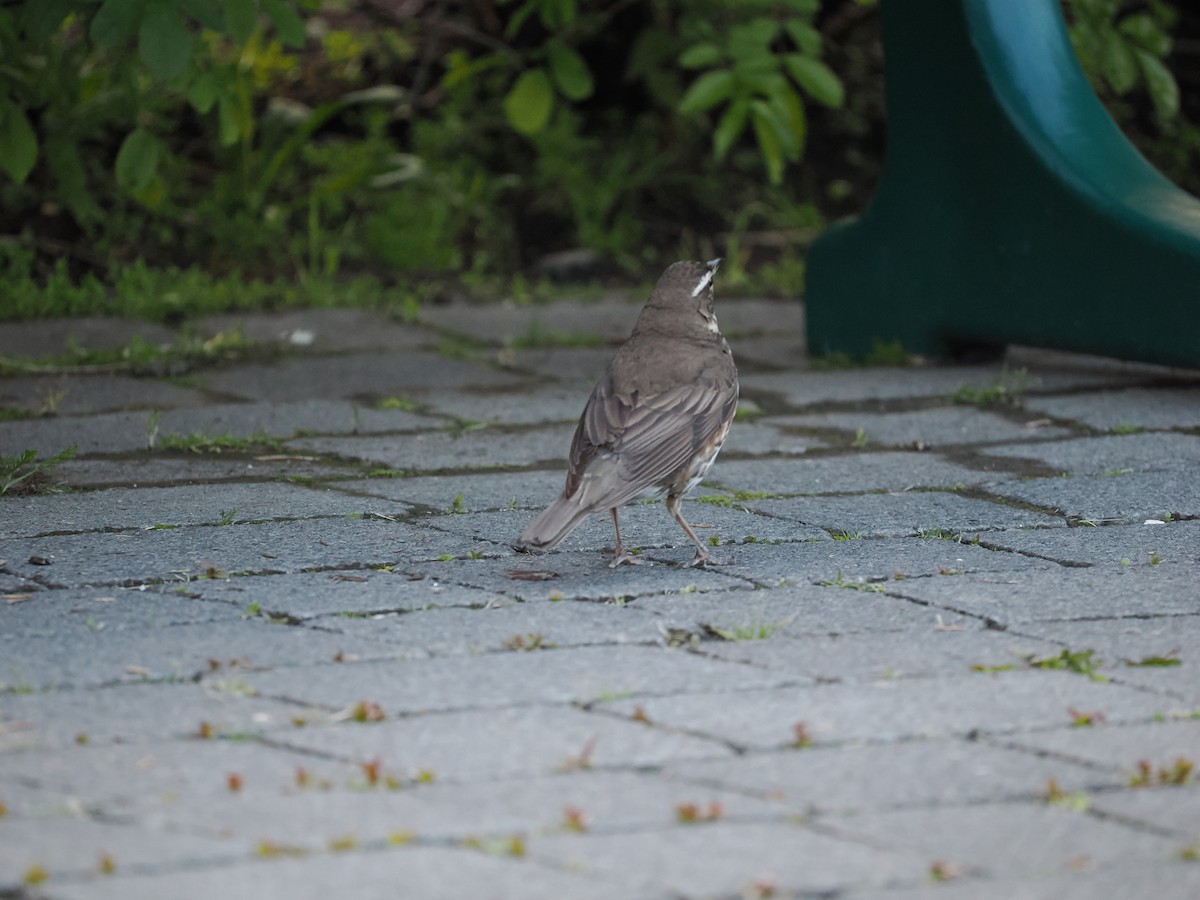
517, 258, 738, 567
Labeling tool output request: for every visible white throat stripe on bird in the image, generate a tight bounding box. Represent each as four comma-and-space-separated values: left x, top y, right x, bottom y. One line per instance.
691, 270, 714, 297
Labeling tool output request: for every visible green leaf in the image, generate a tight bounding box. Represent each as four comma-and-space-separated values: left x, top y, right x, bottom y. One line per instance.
139, 1, 192, 79
679, 43, 722, 69
729, 19, 780, 59
0, 99, 38, 184
1099, 29, 1138, 95
713, 98, 749, 161
678, 69, 734, 114
750, 102, 785, 185
188, 71, 219, 113
115, 128, 161, 190
46, 136, 102, 224
769, 85, 806, 159
1119, 13, 1171, 57
262, 0, 306, 48
91, 0, 147, 48
22, 0, 75, 42
176, 0, 225, 31
784, 20, 822, 57
546, 40, 593, 102
217, 91, 243, 146
1136, 48, 1179, 120
784, 54, 844, 108
223, 0, 259, 44
503, 68, 554, 135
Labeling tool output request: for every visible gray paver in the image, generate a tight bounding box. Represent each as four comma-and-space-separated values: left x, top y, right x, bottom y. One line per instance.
4, 301, 1200, 898
530, 819, 926, 896
668, 737, 1112, 813
274, 704, 734, 781
888, 563, 1200, 626
47, 845, 627, 900
828, 800, 1181, 876
243, 643, 795, 715
599, 670, 1162, 750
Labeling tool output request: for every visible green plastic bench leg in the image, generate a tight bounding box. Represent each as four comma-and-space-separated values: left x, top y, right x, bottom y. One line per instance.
804, 0, 1200, 368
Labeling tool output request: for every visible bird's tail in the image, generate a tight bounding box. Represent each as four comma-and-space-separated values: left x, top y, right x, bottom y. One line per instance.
516, 494, 593, 551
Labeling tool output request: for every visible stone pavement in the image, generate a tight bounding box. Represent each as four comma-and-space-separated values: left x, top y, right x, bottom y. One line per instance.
1, 293, 1199, 899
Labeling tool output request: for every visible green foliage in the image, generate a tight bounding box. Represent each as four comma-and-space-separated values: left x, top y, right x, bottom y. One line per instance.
676, 0, 844, 184
0, 0, 1195, 309
1, 447, 77, 495
1064, 0, 1179, 121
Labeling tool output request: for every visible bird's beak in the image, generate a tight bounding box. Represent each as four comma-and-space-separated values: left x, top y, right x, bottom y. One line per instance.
706, 258, 722, 271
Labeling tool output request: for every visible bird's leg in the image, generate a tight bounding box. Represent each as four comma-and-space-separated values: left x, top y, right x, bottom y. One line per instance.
608, 508, 649, 567
666, 495, 728, 567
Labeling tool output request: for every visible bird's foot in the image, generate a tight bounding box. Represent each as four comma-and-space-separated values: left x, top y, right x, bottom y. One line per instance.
682, 550, 730, 569
609, 551, 650, 568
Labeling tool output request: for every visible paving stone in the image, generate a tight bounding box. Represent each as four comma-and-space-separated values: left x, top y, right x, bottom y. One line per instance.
888, 564, 1200, 626
980, 431, 1200, 476
48, 844, 626, 900
321, 601, 664, 657
708, 452, 993, 495
419, 297, 642, 345
135, 768, 787, 850
0, 585, 241, 642
725, 335, 808, 371
0, 373, 209, 416
193, 308, 438, 353
775, 406, 1074, 448
635, 582, 975, 636
694, 626, 1060, 684
713, 534, 1053, 588
198, 352, 526, 401
827, 800, 1180, 878
189, 569, 507, 618
0, 815, 235, 888
599, 671, 1162, 750
1, 516, 485, 588
1009, 617, 1200, 704
1090, 784, 1200, 840
0, 737, 361, 825
341, 468, 570, 511
0, 318, 176, 358
1, 482, 375, 539
0, 409, 159, 455
530, 819, 926, 897
155, 398, 438, 439
243, 643, 794, 715
975, 519, 1200, 570
502, 345, 618, 382
0, 681, 314, 752
1023, 385, 1200, 431
289, 423, 575, 472
667, 737, 1113, 813
848, 864, 1200, 900
738, 366, 1010, 406
1003, 719, 1200, 774
5, 618, 374, 690
402, 550, 753, 603
992, 469, 1200, 524
48, 454, 355, 490
747, 490, 1063, 537
429, 503, 830, 560
718, 420, 823, 456
418, 384, 592, 426
274, 704, 734, 781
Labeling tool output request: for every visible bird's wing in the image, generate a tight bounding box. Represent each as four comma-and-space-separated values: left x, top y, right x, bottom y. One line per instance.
564, 370, 737, 510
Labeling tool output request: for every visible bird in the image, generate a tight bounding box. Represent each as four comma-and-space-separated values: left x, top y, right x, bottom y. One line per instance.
517, 258, 738, 567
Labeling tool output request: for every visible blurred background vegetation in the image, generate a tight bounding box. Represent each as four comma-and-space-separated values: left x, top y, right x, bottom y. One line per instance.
0, 0, 1197, 321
